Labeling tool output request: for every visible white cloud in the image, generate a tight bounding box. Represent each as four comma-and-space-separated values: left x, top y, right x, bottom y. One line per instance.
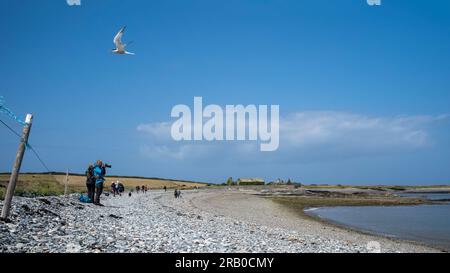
137, 122, 172, 141
66, 0, 81, 6
137, 111, 449, 162
137, 121, 227, 161
281, 112, 446, 149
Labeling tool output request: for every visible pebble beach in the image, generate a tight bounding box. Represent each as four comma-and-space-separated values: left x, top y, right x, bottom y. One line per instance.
0, 188, 442, 253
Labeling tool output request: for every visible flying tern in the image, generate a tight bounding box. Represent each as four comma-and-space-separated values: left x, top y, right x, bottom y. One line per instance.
112, 26, 135, 55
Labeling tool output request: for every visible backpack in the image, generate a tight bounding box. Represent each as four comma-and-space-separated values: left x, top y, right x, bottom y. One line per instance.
79, 194, 92, 203
86, 165, 95, 184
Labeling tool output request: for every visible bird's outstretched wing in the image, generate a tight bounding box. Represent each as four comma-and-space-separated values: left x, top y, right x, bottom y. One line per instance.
113, 26, 126, 50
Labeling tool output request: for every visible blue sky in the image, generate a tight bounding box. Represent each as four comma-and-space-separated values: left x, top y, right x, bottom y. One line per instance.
1, 0, 449, 184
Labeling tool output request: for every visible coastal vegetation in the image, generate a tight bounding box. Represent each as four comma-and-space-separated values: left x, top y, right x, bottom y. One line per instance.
0, 173, 207, 200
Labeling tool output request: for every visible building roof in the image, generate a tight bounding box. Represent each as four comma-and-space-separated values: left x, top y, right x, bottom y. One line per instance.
237, 178, 265, 183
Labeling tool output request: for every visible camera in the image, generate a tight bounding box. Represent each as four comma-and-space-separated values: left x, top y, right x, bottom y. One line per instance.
103, 163, 112, 168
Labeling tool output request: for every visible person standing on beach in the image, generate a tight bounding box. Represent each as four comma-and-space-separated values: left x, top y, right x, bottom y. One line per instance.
93, 160, 107, 205
85, 164, 95, 203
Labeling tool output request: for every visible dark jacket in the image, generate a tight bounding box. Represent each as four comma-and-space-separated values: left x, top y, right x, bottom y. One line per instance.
86, 166, 95, 185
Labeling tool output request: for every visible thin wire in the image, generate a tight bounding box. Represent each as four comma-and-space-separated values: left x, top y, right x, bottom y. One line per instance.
1, 100, 58, 186
0, 118, 22, 138
0, 117, 52, 174
27, 144, 52, 173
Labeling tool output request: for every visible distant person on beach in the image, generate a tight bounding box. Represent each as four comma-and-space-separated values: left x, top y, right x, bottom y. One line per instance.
85, 164, 95, 203
115, 181, 121, 196
141, 185, 145, 193
136, 185, 140, 193
111, 181, 116, 197
174, 189, 178, 198
174, 189, 181, 198
164, 186, 167, 192
93, 160, 107, 206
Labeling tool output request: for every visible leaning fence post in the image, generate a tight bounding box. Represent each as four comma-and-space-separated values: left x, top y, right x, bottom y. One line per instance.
1, 114, 33, 220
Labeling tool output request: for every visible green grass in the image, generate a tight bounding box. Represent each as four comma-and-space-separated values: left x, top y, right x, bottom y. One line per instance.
0, 173, 208, 200
0, 174, 66, 200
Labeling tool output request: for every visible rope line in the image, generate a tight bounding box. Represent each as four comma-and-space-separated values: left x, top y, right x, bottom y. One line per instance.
1, 98, 58, 186
0, 96, 26, 126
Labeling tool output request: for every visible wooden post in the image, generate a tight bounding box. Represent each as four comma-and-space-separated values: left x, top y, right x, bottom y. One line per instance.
64, 169, 69, 196
1, 114, 33, 220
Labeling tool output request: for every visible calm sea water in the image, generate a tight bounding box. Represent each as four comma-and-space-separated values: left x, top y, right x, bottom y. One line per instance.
306, 202, 450, 251
398, 192, 450, 201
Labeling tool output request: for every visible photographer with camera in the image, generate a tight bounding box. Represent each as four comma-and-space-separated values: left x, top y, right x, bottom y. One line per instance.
93, 160, 111, 206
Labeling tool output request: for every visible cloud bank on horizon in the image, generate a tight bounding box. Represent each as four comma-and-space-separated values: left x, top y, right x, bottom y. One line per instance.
137, 111, 449, 163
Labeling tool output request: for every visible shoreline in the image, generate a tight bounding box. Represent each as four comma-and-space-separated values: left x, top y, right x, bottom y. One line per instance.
236, 189, 449, 252
265, 192, 449, 252
183, 188, 442, 253
302, 205, 449, 252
